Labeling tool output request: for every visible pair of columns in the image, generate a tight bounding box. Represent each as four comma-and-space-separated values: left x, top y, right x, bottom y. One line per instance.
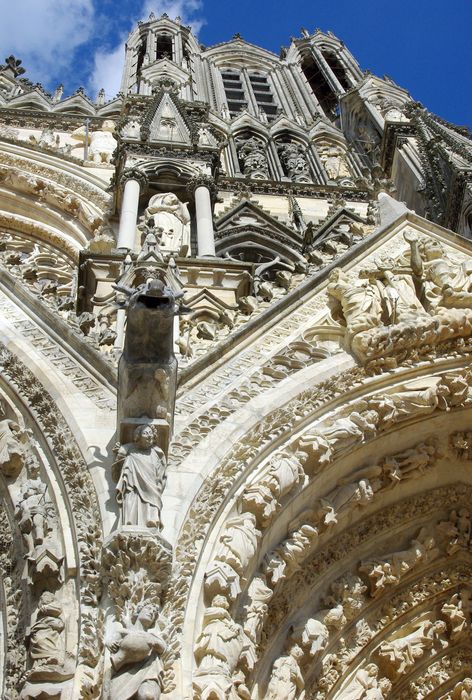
116, 170, 216, 257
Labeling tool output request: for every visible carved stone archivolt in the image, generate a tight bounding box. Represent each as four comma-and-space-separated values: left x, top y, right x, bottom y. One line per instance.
0, 344, 103, 698
167, 355, 472, 697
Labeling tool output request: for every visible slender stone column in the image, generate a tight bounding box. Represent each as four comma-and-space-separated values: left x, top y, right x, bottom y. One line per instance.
188, 175, 217, 257
117, 169, 147, 252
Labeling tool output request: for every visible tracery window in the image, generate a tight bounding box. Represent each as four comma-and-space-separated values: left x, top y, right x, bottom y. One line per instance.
221, 69, 278, 120
248, 73, 278, 120
156, 34, 173, 60
221, 70, 248, 116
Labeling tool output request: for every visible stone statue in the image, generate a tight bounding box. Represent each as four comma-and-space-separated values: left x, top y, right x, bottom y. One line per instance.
369, 378, 444, 428
194, 595, 246, 698
108, 602, 166, 700
405, 231, 472, 309
26, 592, 73, 680
341, 663, 391, 699
308, 410, 378, 456
243, 576, 273, 644
320, 477, 377, 525
113, 425, 167, 529
377, 619, 445, 677
370, 254, 427, 323
242, 449, 307, 524
301, 617, 329, 660
319, 146, 351, 181
453, 678, 472, 700
236, 136, 269, 179
380, 440, 437, 485
441, 590, 470, 641
15, 478, 50, 557
277, 142, 311, 182
266, 644, 305, 700
0, 402, 25, 477
360, 529, 439, 597
265, 523, 318, 585
143, 193, 191, 256
327, 268, 383, 336
71, 119, 117, 164
214, 512, 260, 577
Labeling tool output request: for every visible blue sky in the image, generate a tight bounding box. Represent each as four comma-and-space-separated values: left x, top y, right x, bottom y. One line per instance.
1, 0, 471, 127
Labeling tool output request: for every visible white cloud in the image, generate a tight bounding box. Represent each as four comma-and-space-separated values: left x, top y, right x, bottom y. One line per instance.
91, 43, 126, 100
0, 0, 94, 85
91, 0, 204, 100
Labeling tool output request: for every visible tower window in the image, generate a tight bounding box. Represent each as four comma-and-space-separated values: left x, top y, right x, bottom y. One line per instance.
249, 73, 278, 120
156, 34, 173, 60
222, 70, 248, 116
322, 51, 351, 91
301, 53, 338, 119
221, 69, 278, 121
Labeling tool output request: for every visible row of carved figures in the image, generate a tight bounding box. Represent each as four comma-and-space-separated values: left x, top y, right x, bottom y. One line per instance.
0, 396, 74, 696
192, 368, 472, 698
235, 134, 354, 184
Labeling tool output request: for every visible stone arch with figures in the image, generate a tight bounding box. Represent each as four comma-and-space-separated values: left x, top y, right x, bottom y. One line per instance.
171, 352, 472, 699
0, 345, 103, 699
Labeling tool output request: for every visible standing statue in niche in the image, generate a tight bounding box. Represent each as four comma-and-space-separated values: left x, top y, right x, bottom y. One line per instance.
26, 592, 73, 680
113, 425, 167, 529
319, 146, 351, 181
15, 478, 50, 557
143, 193, 191, 256
115, 275, 183, 448
108, 602, 166, 700
236, 136, 270, 179
277, 142, 311, 182
0, 401, 25, 477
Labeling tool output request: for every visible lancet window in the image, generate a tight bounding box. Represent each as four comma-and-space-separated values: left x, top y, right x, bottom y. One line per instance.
221, 69, 278, 120
156, 33, 173, 61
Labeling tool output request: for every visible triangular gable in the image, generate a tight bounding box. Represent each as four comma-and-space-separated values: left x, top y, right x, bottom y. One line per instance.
140, 58, 190, 90
230, 111, 267, 135
215, 199, 305, 263
53, 93, 96, 116
8, 89, 52, 112
309, 119, 347, 144
216, 199, 301, 241
142, 92, 191, 145
308, 207, 367, 249
269, 116, 307, 138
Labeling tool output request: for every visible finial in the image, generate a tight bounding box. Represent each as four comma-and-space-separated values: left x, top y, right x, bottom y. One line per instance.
3, 55, 25, 77
52, 84, 64, 103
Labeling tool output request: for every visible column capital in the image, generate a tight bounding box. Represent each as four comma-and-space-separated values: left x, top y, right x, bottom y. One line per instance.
120, 167, 148, 189
186, 173, 217, 198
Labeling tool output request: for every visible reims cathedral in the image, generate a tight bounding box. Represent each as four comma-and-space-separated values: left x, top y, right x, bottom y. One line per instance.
0, 13, 472, 700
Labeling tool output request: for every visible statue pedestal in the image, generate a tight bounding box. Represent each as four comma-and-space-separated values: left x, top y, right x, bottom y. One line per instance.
102, 527, 172, 611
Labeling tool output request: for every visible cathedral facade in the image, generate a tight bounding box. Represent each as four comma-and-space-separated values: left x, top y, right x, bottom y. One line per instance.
0, 13, 472, 699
